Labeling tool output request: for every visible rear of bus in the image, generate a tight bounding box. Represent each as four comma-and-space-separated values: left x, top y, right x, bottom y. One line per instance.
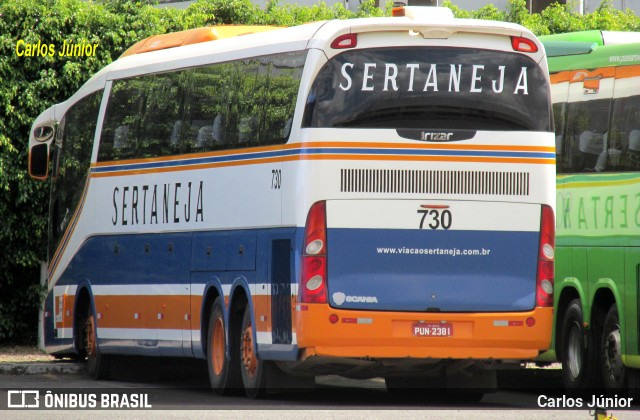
290, 8, 556, 379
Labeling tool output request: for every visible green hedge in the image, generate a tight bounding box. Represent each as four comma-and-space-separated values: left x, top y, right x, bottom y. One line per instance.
0, 0, 384, 344
1, 0, 639, 344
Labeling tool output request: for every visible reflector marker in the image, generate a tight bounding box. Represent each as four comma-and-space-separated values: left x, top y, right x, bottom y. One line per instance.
493, 320, 525, 327
420, 205, 450, 209
342, 317, 373, 324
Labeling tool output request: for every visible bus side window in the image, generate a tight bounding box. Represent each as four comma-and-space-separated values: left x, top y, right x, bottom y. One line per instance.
98, 51, 306, 162
611, 95, 640, 171
628, 129, 640, 169
140, 73, 182, 157
49, 90, 102, 258
553, 103, 567, 173
100, 79, 145, 162
564, 99, 611, 173
113, 126, 129, 150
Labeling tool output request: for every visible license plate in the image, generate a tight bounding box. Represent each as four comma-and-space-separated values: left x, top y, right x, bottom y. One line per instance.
412, 322, 453, 337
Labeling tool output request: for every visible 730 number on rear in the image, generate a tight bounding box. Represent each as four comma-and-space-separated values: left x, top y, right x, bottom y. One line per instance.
417, 206, 452, 230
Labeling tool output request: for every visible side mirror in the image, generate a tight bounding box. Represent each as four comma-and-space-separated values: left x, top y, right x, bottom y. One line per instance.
28, 124, 55, 180
29, 143, 49, 180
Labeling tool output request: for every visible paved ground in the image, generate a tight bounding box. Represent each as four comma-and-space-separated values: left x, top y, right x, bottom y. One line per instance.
0, 346, 84, 375
1, 349, 637, 419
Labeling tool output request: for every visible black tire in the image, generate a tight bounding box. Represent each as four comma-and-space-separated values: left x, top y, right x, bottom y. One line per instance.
601, 305, 627, 390
206, 297, 241, 395
239, 306, 268, 398
83, 305, 109, 380
560, 299, 600, 389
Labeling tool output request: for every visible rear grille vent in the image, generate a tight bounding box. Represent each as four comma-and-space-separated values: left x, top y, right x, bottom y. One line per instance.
340, 169, 530, 196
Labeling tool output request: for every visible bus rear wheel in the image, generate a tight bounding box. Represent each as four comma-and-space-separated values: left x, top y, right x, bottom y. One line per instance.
239, 306, 268, 398
560, 299, 599, 389
83, 306, 109, 380
207, 297, 241, 395
601, 305, 626, 390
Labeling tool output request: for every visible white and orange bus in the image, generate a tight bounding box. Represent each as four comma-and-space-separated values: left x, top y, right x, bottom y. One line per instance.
28, 6, 555, 398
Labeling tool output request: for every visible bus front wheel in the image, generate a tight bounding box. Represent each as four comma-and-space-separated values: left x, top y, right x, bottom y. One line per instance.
83, 306, 109, 380
207, 296, 241, 395
560, 299, 599, 389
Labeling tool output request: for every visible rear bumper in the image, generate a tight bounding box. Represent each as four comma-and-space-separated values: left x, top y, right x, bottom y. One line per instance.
295, 304, 553, 360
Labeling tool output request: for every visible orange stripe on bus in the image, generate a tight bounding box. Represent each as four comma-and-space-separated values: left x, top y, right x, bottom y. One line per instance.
613, 64, 640, 80
570, 67, 616, 82
91, 142, 554, 169
92, 143, 300, 167
57, 295, 76, 330
302, 154, 555, 165
94, 295, 191, 330
550, 71, 572, 84
87, 294, 284, 335
92, 154, 555, 178
303, 142, 554, 152
551, 65, 640, 85
252, 294, 271, 333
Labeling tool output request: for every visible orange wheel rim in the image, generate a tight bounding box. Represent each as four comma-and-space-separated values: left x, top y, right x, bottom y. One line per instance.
85, 314, 96, 357
212, 317, 225, 376
241, 322, 257, 379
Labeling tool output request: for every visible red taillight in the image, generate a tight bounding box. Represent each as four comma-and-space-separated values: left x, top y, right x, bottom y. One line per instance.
299, 201, 328, 304
330, 33, 357, 49
511, 36, 538, 53
536, 205, 555, 307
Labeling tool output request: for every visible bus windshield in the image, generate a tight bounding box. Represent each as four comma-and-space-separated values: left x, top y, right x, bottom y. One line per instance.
303, 47, 552, 132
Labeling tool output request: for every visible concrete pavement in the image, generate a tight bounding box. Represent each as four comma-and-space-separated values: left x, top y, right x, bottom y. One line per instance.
0, 361, 85, 375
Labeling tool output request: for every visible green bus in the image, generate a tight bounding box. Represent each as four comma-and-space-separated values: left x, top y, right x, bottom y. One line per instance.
541, 30, 640, 394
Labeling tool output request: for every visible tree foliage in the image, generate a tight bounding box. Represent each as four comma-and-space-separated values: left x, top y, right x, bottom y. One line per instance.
1, 0, 640, 344
443, 0, 640, 35
0, 0, 385, 345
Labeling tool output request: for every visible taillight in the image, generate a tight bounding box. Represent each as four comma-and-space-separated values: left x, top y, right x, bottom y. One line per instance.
330, 33, 357, 49
511, 36, 538, 53
299, 201, 328, 303
536, 205, 555, 307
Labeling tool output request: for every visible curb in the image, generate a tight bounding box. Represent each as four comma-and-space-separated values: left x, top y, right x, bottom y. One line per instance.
0, 362, 85, 375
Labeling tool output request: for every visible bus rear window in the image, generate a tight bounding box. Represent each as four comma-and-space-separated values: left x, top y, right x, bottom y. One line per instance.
303, 47, 552, 132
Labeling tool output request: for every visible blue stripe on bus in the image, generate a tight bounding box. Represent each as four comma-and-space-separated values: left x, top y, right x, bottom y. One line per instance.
91, 147, 555, 174
46, 228, 300, 359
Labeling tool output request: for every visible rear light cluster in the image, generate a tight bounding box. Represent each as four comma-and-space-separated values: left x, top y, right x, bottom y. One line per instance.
511, 36, 538, 53
299, 201, 328, 303
330, 33, 357, 49
535, 205, 555, 307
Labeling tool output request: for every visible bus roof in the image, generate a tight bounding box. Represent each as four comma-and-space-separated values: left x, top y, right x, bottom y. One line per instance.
541, 30, 640, 47
542, 30, 640, 72
33, 8, 544, 129
103, 13, 544, 79
120, 26, 283, 58
540, 30, 605, 46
